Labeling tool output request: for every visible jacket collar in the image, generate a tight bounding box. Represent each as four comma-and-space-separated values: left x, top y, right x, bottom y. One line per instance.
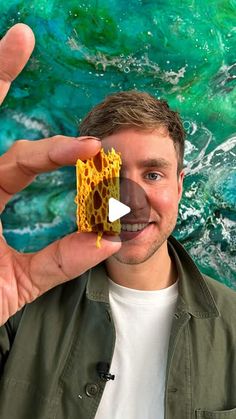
86, 235, 220, 319
167, 235, 219, 318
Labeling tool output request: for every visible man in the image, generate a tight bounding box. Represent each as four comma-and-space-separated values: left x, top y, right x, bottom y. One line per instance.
0, 24, 236, 419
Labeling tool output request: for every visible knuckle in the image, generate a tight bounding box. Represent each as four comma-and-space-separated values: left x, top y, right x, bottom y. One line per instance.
10, 139, 28, 152
10, 140, 36, 176
54, 240, 70, 280
51, 135, 71, 143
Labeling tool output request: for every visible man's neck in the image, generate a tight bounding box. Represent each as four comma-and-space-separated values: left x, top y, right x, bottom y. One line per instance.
105, 241, 178, 291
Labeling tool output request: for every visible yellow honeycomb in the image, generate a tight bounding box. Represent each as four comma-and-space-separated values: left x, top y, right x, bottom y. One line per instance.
76, 148, 122, 247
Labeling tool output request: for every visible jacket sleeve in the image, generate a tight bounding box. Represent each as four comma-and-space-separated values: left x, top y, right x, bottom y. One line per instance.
0, 323, 12, 376
0, 310, 24, 376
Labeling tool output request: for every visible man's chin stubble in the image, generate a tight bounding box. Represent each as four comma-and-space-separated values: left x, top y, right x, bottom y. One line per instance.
112, 240, 165, 265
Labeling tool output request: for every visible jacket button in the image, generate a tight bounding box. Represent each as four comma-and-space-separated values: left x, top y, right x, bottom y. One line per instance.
85, 383, 99, 397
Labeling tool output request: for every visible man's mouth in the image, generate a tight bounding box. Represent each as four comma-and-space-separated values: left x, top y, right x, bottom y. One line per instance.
121, 221, 154, 232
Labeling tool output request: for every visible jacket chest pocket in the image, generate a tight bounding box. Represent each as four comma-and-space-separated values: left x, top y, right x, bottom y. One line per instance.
196, 408, 236, 418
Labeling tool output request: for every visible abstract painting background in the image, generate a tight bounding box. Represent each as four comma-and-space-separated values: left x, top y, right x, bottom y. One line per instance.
0, 0, 235, 288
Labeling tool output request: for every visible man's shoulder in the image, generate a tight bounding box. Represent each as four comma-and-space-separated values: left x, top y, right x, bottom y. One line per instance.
203, 273, 236, 298
203, 274, 236, 318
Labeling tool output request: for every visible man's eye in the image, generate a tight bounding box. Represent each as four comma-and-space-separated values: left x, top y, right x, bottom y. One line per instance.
145, 172, 162, 181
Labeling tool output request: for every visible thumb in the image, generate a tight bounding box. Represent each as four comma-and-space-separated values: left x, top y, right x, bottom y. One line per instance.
27, 232, 121, 295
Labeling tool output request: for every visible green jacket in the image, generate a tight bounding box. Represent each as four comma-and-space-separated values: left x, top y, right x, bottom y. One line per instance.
0, 236, 236, 419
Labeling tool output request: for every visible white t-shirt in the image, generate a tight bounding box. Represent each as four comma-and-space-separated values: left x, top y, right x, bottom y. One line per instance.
95, 278, 178, 419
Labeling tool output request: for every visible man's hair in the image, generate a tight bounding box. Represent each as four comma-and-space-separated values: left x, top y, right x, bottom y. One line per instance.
79, 90, 185, 174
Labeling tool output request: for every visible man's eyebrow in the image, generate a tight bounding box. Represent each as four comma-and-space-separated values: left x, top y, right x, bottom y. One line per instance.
136, 158, 172, 169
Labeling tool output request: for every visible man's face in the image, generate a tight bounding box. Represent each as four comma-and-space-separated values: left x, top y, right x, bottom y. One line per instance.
102, 128, 184, 265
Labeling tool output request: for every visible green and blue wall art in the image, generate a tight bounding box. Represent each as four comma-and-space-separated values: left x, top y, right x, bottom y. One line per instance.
0, 1, 235, 288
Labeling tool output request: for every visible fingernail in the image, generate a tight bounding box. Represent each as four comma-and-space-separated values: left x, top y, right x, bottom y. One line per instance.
77, 136, 100, 142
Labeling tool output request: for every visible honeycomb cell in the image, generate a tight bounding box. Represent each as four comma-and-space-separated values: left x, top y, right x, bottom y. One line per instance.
93, 190, 102, 210
103, 177, 108, 187
93, 152, 103, 172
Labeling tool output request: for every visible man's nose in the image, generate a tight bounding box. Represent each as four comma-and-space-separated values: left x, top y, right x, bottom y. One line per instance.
120, 177, 147, 210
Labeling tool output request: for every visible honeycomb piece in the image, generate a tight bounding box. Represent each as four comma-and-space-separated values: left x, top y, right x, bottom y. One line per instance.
75, 147, 122, 247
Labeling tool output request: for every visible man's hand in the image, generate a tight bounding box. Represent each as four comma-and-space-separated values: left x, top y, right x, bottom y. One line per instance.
0, 24, 121, 325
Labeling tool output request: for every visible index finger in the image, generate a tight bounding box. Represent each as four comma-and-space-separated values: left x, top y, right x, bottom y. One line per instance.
0, 23, 35, 105
0, 135, 101, 212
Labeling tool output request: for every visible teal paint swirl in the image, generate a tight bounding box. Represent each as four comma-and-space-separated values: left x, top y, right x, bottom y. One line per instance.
0, 0, 235, 287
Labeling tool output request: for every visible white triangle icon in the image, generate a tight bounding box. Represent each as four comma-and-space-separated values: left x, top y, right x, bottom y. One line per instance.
108, 197, 131, 222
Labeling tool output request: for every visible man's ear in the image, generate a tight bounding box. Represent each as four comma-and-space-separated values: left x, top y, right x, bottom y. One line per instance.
177, 169, 185, 203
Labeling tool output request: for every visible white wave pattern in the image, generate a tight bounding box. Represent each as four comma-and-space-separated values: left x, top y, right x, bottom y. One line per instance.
67, 31, 186, 85
184, 134, 236, 175
11, 112, 51, 137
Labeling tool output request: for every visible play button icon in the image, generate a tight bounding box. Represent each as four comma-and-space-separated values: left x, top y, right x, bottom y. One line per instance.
86, 176, 151, 242
108, 198, 131, 222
